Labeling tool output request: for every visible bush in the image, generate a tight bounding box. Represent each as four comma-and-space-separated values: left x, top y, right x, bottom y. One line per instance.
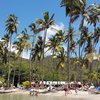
22, 81, 30, 89
0, 77, 5, 87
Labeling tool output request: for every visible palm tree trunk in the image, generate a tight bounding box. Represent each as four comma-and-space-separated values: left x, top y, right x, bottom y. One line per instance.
67, 19, 71, 83
67, 32, 70, 82
52, 50, 55, 82
7, 66, 10, 88
67, 0, 73, 83
29, 54, 32, 87
18, 57, 22, 85
42, 29, 47, 59
29, 38, 34, 88
12, 66, 15, 86
41, 29, 47, 81
79, 16, 85, 82
7, 38, 12, 88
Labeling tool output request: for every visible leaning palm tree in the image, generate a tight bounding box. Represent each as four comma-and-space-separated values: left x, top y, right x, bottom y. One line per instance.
5, 14, 18, 88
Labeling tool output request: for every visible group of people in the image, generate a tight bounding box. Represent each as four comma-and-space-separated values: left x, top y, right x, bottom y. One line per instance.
64, 82, 79, 96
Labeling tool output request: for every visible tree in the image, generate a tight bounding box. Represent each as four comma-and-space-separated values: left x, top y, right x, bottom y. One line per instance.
60, 0, 80, 82
30, 36, 43, 82
46, 30, 64, 81
5, 14, 18, 88
46, 30, 64, 55
34, 12, 55, 58
13, 28, 30, 85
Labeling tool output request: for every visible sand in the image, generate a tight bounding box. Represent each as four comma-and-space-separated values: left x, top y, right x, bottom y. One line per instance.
10, 89, 100, 100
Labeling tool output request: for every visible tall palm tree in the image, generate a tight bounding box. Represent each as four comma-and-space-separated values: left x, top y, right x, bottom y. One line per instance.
13, 28, 30, 85
60, 0, 79, 82
29, 23, 37, 87
60, 0, 99, 82
29, 22, 43, 83
5, 14, 18, 88
78, 26, 93, 72
30, 36, 43, 82
30, 12, 54, 81
46, 30, 64, 82
34, 12, 55, 58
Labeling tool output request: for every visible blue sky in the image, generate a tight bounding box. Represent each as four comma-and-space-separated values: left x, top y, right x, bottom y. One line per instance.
0, 0, 99, 58
0, 0, 99, 36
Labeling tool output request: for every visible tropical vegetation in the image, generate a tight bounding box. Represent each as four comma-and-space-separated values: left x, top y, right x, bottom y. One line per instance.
0, 0, 100, 88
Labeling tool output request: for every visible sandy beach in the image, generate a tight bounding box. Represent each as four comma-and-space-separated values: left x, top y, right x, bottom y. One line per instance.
9, 89, 100, 100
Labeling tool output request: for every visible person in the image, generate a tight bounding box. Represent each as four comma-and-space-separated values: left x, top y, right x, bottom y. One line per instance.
68, 84, 72, 94
64, 85, 69, 96
34, 82, 39, 96
30, 88, 34, 96
35, 90, 39, 96
75, 81, 78, 95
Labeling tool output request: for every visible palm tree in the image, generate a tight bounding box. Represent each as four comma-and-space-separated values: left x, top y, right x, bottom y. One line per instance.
93, 27, 100, 46
46, 30, 64, 82
30, 12, 54, 81
5, 14, 18, 88
56, 47, 66, 69
0, 34, 10, 65
87, 4, 100, 50
87, 3, 100, 28
55, 47, 66, 84
69, 2, 100, 57
30, 36, 43, 82
34, 12, 55, 58
13, 28, 30, 85
29, 23, 37, 87
60, 0, 79, 82
29, 22, 45, 85
78, 26, 94, 73
31, 36, 43, 61
60, 0, 99, 82
46, 30, 64, 55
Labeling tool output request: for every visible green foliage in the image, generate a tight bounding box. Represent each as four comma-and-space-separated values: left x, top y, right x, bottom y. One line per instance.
22, 81, 30, 89
0, 76, 6, 87
22, 81, 29, 86
0, 1, 100, 87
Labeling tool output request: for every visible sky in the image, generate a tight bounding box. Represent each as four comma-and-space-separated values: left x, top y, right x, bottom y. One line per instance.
0, 0, 100, 58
